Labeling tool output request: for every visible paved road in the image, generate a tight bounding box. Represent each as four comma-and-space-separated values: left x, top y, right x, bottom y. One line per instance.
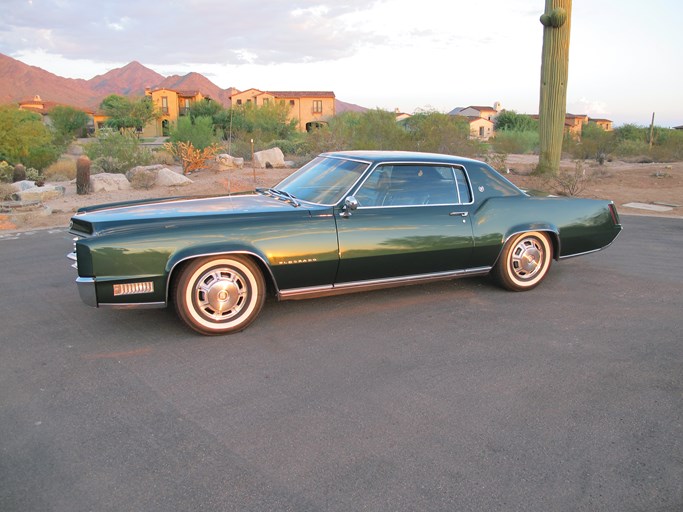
1, 216, 682, 512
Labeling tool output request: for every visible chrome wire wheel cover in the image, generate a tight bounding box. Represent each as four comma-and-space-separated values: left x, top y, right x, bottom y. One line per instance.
510, 236, 545, 280
193, 267, 249, 322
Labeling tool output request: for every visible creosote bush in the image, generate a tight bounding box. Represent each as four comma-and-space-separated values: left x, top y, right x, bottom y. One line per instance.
85, 129, 152, 173
553, 161, 591, 197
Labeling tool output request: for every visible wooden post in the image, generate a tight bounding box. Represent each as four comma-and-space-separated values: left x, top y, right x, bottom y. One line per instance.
537, 0, 572, 175
251, 138, 255, 188
649, 112, 655, 151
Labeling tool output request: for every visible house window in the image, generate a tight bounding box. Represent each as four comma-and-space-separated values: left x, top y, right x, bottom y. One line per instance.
236, 99, 242, 105
479, 126, 485, 137
161, 97, 169, 115
263, 98, 269, 105
312, 100, 323, 113
289, 100, 295, 107
181, 98, 190, 116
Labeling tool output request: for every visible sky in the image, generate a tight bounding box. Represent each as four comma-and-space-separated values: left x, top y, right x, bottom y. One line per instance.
2, 0, 682, 127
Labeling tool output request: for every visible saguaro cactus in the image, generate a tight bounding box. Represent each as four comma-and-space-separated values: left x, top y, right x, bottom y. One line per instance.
537, 0, 572, 175
76, 155, 91, 195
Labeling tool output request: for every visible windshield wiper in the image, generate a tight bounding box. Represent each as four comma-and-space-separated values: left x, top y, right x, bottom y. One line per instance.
255, 187, 300, 207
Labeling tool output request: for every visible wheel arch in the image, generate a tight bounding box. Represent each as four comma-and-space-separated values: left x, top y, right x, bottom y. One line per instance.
165, 247, 279, 304
495, 225, 560, 266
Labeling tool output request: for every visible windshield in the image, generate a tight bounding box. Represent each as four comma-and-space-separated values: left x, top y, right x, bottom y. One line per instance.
276, 156, 370, 205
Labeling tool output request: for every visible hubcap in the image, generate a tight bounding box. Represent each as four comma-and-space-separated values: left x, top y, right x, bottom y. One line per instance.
195, 269, 247, 321
511, 237, 544, 279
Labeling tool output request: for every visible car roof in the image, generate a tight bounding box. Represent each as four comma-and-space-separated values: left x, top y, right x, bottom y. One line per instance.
320, 150, 482, 166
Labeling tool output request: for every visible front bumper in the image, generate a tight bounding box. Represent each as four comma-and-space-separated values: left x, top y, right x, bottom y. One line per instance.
76, 277, 98, 307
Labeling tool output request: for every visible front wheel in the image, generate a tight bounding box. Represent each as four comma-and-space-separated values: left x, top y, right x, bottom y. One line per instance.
493, 231, 553, 291
173, 255, 265, 335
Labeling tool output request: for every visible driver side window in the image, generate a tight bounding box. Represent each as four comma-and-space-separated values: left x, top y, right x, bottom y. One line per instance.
355, 164, 460, 207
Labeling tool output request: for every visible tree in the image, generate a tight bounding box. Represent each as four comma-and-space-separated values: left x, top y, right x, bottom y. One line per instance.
0, 105, 59, 169
100, 94, 159, 132
50, 105, 90, 143
170, 116, 219, 150
402, 111, 476, 156
537, 0, 572, 175
494, 111, 539, 132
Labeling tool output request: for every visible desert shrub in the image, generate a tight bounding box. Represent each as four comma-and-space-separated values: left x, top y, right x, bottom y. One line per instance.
24, 167, 44, 183
170, 116, 219, 150
403, 111, 482, 156
267, 138, 309, 156
613, 139, 650, 159
50, 105, 89, 144
553, 161, 591, 196
0, 182, 15, 200
85, 128, 152, 173
91, 156, 125, 174
43, 158, 77, 181
164, 141, 220, 174
649, 130, 683, 162
495, 111, 539, 132
0, 105, 60, 170
0, 161, 13, 183
491, 130, 539, 154
151, 148, 176, 165
484, 152, 508, 173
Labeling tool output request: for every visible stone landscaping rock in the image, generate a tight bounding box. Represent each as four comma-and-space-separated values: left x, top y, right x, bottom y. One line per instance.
155, 168, 193, 187
12, 185, 66, 202
126, 164, 165, 181
216, 154, 245, 169
253, 148, 286, 169
90, 173, 131, 192
11, 180, 37, 192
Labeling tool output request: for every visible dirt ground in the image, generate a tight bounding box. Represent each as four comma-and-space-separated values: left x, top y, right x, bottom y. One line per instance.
2, 155, 682, 232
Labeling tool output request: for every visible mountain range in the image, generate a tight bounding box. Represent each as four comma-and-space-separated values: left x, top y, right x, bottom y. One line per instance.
0, 53, 366, 113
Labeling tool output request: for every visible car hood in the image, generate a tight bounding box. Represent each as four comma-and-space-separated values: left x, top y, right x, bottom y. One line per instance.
69, 193, 319, 236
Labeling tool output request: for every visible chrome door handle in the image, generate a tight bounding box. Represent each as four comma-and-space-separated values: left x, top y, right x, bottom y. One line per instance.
449, 211, 469, 217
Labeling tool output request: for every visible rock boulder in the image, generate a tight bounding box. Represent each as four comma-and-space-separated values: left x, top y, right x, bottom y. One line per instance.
90, 173, 131, 192
253, 148, 286, 169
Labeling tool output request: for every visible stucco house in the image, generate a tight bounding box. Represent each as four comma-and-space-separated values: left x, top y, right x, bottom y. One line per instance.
229, 89, 336, 132
18, 95, 99, 133
449, 102, 502, 140
142, 87, 209, 137
589, 118, 614, 131
466, 117, 495, 141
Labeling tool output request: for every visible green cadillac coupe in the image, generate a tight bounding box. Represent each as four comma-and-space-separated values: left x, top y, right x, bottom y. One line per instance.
68, 151, 622, 335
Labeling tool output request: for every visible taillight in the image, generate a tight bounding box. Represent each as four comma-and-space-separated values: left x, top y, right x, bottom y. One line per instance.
608, 203, 620, 225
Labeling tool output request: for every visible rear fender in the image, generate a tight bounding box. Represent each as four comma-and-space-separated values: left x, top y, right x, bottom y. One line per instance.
500, 224, 560, 261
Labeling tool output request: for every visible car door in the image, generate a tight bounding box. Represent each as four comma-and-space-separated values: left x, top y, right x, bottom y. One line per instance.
334, 163, 475, 283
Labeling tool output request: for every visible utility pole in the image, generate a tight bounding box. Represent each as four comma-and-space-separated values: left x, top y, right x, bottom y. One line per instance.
537, 0, 572, 175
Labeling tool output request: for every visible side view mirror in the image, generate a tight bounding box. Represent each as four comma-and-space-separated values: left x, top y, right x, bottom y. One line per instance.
340, 196, 359, 217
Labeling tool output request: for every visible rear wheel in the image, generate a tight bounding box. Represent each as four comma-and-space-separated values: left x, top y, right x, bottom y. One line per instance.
494, 231, 552, 291
174, 255, 265, 335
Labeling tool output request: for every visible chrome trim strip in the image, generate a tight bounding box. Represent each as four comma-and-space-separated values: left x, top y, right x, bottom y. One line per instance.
97, 302, 166, 310
351, 162, 475, 209
278, 266, 492, 301
67, 252, 78, 269
166, 250, 280, 301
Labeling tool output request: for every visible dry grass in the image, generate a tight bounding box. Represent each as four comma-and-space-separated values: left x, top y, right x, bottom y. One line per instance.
43, 158, 77, 181
0, 183, 14, 200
